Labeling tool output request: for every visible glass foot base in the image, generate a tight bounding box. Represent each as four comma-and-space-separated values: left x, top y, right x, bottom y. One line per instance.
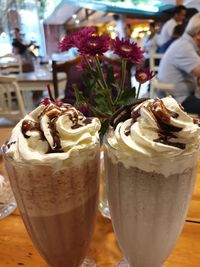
0, 202, 17, 220
115, 259, 164, 267
81, 257, 98, 267
115, 259, 129, 267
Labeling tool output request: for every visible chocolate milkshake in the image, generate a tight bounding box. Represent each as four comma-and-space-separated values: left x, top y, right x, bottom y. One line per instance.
3, 100, 101, 267
104, 97, 200, 267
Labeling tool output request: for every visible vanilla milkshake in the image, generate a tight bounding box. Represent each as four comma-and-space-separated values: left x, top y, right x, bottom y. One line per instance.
3, 101, 101, 267
104, 97, 200, 267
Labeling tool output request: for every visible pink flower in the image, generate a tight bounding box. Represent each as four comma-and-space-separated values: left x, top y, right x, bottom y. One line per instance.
78, 35, 110, 57
58, 27, 96, 52
111, 37, 144, 64
135, 67, 155, 84
58, 35, 75, 52
74, 26, 96, 46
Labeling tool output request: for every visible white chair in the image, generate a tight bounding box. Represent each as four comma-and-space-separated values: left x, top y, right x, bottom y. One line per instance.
0, 76, 26, 122
0, 54, 22, 75
149, 51, 175, 98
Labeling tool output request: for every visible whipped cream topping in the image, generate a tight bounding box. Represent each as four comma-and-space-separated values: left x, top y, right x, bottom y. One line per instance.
106, 97, 200, 175
5, 102, 101, 163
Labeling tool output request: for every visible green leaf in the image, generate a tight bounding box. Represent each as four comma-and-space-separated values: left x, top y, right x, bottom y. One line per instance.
72, 84, 88, 106
106, 66, 115, 87
118, 86, 136, 105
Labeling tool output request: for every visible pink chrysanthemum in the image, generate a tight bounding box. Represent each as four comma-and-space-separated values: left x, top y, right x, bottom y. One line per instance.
111, 37, 144, 64
78, 35, 110, 57
135, 67, 155, 84
58, 35, 76, 52
74, 26, 96, 45
58, 26, 96, 52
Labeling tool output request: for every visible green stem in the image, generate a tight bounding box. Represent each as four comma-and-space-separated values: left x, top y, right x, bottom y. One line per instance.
136, 83, 142, 99
95, 56, 109, 91
114, 59, 127, 104
120, 59, 127, 93
95, 55, 114, 111
83, 56, 106, 93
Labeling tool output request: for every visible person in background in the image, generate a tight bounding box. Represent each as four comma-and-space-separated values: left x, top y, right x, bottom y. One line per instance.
12, 28, 40, 73
12, 28, 29, 56
157, 5, 187, 47
157, 24, 185, 53
113, 14, 126, 38
142, 22, 159, 67
157, 13, 200, 114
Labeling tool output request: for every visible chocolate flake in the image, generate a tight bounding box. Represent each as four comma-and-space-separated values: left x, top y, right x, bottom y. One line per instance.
154, 137, 186, 150
6, 141, 16, 149
110, 98, 148, 129
21, 120, 40, 139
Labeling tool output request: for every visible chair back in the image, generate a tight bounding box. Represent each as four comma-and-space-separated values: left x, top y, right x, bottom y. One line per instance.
0, 54, 22, 75
149, 51, 175, 98
0, 75, 25, 122
52, 56, 82, 99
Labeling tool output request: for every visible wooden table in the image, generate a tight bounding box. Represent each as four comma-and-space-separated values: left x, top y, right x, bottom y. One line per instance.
4, 71, 67, 110
16, 71, 66, 98
0, 127, 200, 267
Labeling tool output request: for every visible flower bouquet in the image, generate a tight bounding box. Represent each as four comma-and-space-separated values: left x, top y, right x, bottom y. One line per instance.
59, 26, 154, 140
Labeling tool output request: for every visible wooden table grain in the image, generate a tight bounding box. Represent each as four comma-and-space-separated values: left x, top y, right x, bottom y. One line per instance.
0, 127, 200, 267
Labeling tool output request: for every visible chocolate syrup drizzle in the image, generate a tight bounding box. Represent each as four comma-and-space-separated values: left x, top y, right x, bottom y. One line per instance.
21, 103, 93, 153
110, 98, 189, 150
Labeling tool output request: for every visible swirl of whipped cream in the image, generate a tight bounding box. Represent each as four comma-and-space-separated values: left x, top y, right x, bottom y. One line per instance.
6, 102, 101, 163
107, 97, 200, 173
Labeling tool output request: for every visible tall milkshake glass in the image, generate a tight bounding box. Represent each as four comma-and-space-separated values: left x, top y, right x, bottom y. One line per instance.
104, 97, 200, 267
2, 101, 101, 267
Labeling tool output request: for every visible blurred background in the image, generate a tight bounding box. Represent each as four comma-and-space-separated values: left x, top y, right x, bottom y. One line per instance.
0, 0, 198, 59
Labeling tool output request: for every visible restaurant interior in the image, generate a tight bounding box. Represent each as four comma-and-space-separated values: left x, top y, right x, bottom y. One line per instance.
0, 0, 200, 267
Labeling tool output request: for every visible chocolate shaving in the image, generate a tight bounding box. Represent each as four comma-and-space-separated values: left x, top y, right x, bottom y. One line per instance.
154, 137, 185, 150
6, 141, 16, 149
48, 117, 62, 151
110, 98, 148, 129
149, 99, 182, 133
22, 120, 40, 139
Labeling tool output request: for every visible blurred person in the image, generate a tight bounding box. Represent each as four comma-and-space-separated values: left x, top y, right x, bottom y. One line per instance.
125, 24, 132, 38
157, 24, 185, 53
12, 28, 29, 55
12, 28, 40, 73
157, 5, 187, 47
113, 14, 126, 38
157, 13, 200, 114
143, 22, 160, 67
143, 22, 159, 53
